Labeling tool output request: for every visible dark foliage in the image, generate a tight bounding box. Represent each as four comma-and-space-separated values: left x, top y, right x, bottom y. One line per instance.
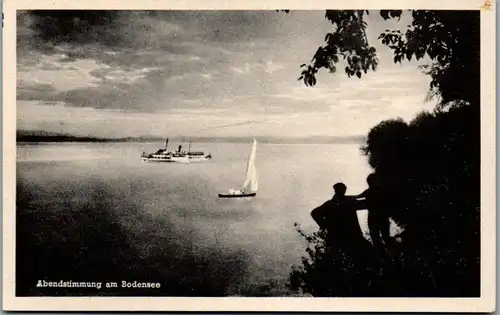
291, 104, 480, 297
299, 10, 480, 109
290, 10, 480, 297
378, 11, 480, 107
299, 10, 379, 86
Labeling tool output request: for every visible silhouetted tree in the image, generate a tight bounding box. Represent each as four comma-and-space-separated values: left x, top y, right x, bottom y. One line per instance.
290, 10, 480, 297
298, 10, 479, 109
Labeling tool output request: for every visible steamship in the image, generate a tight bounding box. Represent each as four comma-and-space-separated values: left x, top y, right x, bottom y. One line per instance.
141, 139, 212, 163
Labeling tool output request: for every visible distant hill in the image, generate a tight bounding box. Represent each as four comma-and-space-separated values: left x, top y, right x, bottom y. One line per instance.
16, 130, 366, 144
16, 130, 110, 143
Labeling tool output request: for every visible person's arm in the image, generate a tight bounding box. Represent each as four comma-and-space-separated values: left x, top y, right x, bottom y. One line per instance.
346, 195, 368, 211
355, 189, 368, 199
311, 205, 327, 229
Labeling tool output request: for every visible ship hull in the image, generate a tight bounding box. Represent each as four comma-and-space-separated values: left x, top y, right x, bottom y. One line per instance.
141, 158, 177, 163
141, 156, 211, 163
141, 140, 212, 163
218, 193, 256, 198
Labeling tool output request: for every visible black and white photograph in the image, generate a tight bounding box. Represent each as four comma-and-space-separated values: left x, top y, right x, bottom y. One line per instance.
4, 0, 496, 312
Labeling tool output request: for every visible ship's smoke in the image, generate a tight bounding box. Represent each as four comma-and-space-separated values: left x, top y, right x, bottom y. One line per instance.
195, 120, 263, 133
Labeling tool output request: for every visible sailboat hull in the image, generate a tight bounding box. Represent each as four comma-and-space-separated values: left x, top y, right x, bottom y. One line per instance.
219, 138, 258, 199
218, 193, 256, 198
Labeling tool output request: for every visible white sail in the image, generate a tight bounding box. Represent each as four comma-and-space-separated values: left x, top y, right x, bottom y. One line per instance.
242, 138, 258, 192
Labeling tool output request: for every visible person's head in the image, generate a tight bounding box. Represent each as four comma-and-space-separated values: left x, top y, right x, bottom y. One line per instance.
366, 173, 377, 187
333, 182, 347, 196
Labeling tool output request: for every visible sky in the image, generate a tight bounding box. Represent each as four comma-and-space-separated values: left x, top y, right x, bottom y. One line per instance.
17, 10, 438, 139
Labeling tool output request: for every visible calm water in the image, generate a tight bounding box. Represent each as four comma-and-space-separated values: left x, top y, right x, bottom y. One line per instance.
17, 142, 373, 295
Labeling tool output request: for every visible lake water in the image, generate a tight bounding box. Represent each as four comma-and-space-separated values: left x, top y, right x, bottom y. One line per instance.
16, 142, 373, 296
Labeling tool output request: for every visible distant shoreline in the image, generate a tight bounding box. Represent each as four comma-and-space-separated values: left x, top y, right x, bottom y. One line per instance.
16, 131, 366, 145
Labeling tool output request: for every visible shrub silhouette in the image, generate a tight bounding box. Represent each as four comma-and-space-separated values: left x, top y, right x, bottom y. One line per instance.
289, 9, 480, 298
290, 103, 479, 297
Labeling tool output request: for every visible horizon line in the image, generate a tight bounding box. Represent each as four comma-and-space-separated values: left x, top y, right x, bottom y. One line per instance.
16, 130, 367, 144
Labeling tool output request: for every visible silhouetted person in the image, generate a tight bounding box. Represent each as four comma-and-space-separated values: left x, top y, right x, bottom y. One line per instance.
311, 182, 365, 249
356, 173, 391, 248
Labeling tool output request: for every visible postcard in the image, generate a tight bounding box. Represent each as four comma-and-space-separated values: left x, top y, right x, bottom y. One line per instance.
3, 0, 496, 312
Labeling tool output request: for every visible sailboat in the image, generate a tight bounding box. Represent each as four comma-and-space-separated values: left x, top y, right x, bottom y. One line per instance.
218, 138, 258, 198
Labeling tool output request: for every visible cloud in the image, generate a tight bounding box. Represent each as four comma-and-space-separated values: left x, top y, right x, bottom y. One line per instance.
89, 66, 162, 84
17, 82, 57, 101
231, 60, 285, 75
232, 63, 252, 74
17, 11, 329, 113
18, 54, 105, 92
200, 73, 214, 79
264, 61, 285, 73
17, 10, 437, 137
17, 11, 282, 65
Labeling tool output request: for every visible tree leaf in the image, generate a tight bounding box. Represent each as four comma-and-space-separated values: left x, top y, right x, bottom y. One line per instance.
390, 10, 403, 19
296, 9, 479, 107
380, 10, 389, 20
